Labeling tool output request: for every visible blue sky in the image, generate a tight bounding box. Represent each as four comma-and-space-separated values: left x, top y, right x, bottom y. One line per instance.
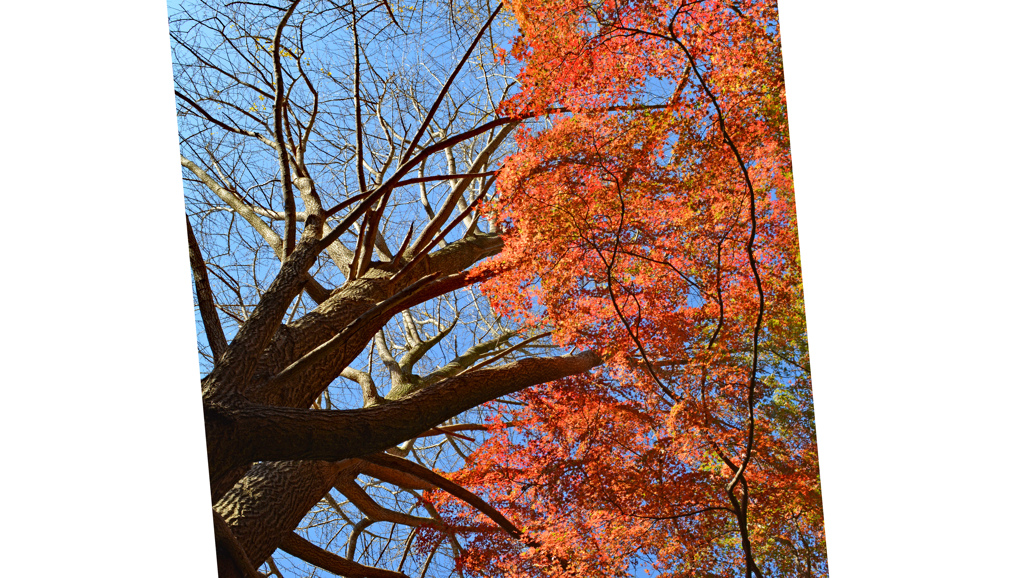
155, 1, 1024, 577
5, 0, 1024, 577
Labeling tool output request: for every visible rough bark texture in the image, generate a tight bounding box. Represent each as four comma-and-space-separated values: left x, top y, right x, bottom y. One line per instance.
192, 225, 605, 577
171, 5, 582, 573
207, 352, 602, 472
216, 460, 359, 571
247, 233, 503, 404
202, 218, 326, 403
211, 351, 601, 575
206, 235, 502, 500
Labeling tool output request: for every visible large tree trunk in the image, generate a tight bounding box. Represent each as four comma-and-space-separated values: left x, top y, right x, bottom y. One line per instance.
206, 234, 502, 498
201, 230, 603, 574
212, 351, 601, 576
215, 460, 358, 576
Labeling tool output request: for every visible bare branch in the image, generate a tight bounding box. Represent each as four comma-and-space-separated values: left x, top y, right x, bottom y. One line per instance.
407, 122, 517, 256
271, 1, 301, 255
364, 454, 522, 539
400, 3, 505, 164
335, 476, 438, 528
187, 216, 228, 362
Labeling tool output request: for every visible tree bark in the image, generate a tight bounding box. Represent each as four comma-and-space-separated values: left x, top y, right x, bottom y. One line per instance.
203, 229, 600, 576
215, 460, 359, 573
207, 234, 502, 500
207, 352, 602, 476
212, 351, 601, 575
280, 532, 411, 578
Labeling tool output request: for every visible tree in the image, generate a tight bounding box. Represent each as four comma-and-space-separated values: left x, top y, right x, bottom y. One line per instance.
435, 1, 826, 575
170, 0, 825, 576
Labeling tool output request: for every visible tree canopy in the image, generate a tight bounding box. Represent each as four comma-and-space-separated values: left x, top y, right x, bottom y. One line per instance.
171, 0, 825, 576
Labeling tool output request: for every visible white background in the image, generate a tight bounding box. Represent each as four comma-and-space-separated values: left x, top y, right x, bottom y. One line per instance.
2, 0, 1020, 575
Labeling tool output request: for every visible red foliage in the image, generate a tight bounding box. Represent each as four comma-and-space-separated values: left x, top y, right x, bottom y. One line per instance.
431, 1, 826, 575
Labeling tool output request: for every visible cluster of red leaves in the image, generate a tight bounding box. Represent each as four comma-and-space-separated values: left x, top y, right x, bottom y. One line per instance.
428, 1, 826, 576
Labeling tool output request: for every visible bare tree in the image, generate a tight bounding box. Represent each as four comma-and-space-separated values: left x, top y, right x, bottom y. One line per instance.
171, 1, 599, 576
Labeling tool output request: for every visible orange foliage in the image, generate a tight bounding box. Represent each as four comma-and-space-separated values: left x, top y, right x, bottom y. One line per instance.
429, 1, 826, 576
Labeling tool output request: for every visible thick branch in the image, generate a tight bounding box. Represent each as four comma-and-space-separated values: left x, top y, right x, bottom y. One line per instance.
215, 460, 359, 572
205, 351, 601, 475
252, 272, 441, 402
213, 510, 264, 578
201, 214, 323, 402
249, 233, 504, 408
341, 367, 383, 407
364, 454, 522, 539
397, 322, 455, 374
181, 155, 282, 254
352, 459, 435, 491
187, 217, 228, 362
182, 156, 331, 302
335, 476, 438, 528
280, 532, 410, 578
407, 123, 517, 255
409, 330, 516, 394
